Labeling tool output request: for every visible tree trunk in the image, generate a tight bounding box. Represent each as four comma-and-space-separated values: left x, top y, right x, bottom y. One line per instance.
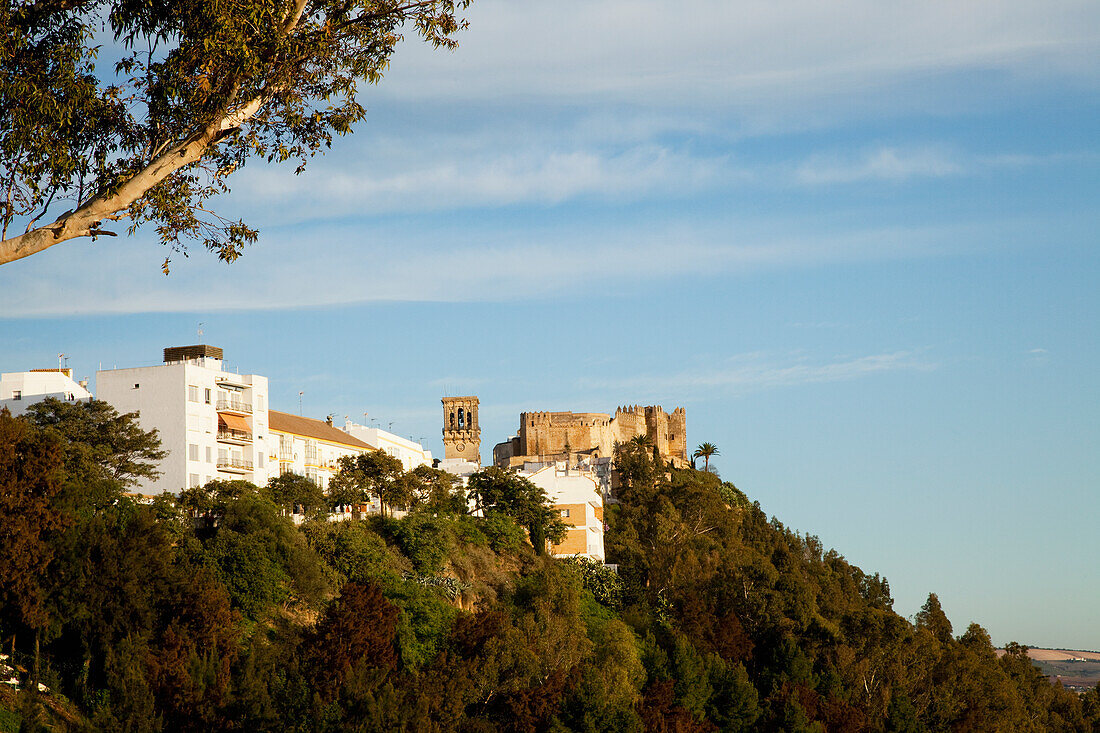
33, 629, 40, 688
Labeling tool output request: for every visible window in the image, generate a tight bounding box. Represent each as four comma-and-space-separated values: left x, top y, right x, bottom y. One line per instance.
134, 383, 140, 389
188, 385, 199, 402
560, 508, 570, 518
11, 390, 20, 401
257, 452, 264, 468
189, 473, 200, 488
188, 443, 199, 461
204, 388, 211, 404
205, 446, 212, 463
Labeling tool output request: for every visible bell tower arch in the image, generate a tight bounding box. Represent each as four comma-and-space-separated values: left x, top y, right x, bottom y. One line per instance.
442, 396, 481, 464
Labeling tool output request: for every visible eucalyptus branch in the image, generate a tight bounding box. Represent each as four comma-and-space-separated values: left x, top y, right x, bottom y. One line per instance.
24, 186, 58, 233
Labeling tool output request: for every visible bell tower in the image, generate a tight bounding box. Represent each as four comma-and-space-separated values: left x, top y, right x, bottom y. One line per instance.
442, 396, 481, 464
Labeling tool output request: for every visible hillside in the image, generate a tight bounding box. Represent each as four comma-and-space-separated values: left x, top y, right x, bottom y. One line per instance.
996, 650, 1100, 694
2, 403, 1100, 731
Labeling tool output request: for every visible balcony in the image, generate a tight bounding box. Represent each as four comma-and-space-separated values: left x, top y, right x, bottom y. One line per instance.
217, 458, 253, 473
217, 429, 252, 445
216, 399, 252, 414
215, 375, 250, 389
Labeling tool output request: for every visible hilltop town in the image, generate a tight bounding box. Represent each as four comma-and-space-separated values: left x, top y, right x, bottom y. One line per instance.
0, 344, 693, 564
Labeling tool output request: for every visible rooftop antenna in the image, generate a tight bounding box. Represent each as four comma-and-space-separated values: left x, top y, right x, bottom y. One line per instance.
298, 391, 304, 415
388, 421, 394, 431
197, 322, 204, 339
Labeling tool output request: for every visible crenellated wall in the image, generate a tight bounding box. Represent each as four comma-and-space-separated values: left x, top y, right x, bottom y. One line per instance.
497, 404, 688, 467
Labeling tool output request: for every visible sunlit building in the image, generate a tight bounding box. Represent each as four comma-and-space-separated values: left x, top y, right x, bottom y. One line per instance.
0, 368, 92, 416
97, 345, 269, 493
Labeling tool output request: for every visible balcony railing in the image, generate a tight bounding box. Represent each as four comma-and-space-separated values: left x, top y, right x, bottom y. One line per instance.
217, 458, 253, 473
217, 429, 252, 444
216, 399, 252, 414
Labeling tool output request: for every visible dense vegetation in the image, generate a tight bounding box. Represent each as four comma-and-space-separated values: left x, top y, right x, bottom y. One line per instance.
2, 400, 1099, 731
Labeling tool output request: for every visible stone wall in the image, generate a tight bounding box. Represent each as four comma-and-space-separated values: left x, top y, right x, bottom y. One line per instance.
495, 404, 688, 468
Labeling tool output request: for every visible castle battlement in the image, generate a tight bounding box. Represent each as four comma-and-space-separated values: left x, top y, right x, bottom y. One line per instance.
495, 403, 688, 469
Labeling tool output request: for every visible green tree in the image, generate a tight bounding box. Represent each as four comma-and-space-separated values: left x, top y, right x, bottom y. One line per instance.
329, 450, 406, 516
467, 467, 567, 554
23, 398, 167, 511
1, 0, 470, 268
197, 493, 328, 618
0, 410, 65, 684
264, 471, 325, 518
403, 464, 467, 515
692, 442, 720, 473
915, 593, 953, 645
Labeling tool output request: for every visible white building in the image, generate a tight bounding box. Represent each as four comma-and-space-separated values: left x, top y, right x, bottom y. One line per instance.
268, 411, 374, 490
520, 463, 605, 562
97, 345, 269, 494
341, 420, 433, 472
0, 368, 92, 416
437, 457, 481, 484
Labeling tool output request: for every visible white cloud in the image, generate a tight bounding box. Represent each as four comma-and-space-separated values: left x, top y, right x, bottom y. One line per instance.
225, 141, 734, 223
795, 146, 964, 185
0, 220, 984, 317
379, 0, 1100, 109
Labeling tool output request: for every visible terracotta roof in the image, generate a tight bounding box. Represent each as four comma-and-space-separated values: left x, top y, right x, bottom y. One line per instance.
268, 410, 374, 450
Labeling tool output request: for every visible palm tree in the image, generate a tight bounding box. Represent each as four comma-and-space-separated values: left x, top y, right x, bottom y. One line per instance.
693, 442, 719, 472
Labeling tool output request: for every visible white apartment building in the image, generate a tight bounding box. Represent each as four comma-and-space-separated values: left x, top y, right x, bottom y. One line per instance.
341, 420, 433, 472
268, 411, 374, 490
0, 368, 93, 416
520, 463, 606, 562
97, 345, 269, 494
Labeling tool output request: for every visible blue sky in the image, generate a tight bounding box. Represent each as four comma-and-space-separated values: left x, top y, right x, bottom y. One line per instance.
2, 0, 1098, 648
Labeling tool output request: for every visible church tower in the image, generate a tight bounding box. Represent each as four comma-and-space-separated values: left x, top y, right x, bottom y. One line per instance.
442, 396, 481, 464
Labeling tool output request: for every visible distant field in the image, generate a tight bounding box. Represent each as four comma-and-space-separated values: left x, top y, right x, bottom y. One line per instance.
996, 648, 1100, 690
1026, 649, 1100, 662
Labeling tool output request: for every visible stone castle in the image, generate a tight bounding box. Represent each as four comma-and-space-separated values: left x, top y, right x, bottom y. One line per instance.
493, 404, 688, 469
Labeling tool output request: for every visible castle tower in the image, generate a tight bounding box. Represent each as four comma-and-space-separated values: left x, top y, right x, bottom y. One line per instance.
442, 396, 481, 464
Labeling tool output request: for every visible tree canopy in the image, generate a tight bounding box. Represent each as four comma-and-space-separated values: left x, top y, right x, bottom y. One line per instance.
467, 466, 567, 554
0, 0, 470, 269
3, 407, 1100, 731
